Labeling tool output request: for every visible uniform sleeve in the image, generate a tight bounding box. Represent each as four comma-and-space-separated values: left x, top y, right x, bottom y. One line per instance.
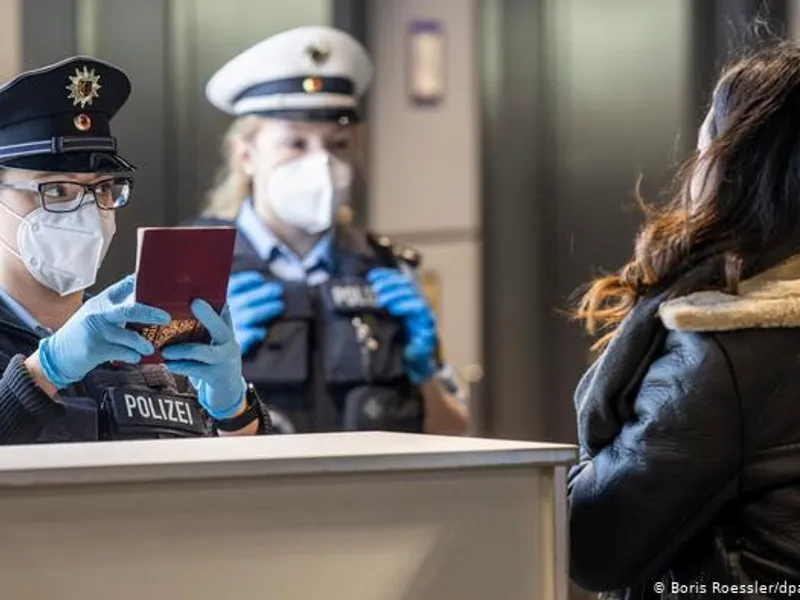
568, 333, 741, 591
0, 354, 63, 445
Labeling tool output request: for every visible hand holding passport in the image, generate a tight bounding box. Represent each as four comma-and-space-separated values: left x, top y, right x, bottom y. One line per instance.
128, 226, 237, 364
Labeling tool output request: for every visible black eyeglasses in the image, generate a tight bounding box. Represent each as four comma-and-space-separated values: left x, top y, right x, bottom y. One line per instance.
0, 176, 134, 213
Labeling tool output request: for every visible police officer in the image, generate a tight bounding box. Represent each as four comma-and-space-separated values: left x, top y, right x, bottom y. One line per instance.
0, 56, 269, 445
193, 26, 468, 435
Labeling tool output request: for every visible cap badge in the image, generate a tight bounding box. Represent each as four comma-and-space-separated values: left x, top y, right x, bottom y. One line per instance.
66, 66, 101, 108
305, 43, 331, 67
73, 113, 92, 131
303, 77, 324, 94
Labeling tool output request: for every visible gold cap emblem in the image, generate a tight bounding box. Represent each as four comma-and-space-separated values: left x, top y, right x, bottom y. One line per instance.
302, 77, 324, 94
305, 43, 331, 67
66, 66, 101, 108
73, 113, 92, 131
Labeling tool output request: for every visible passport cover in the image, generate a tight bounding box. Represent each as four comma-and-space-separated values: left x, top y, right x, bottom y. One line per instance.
129, 226, 236, 364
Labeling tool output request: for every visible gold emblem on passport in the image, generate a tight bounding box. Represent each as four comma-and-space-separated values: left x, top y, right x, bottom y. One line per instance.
136, 318, 207, 351
305, 43, 331, 67
153, 319, 198, 349
66, 66, 101, 108
303, 77, 324, 93
73, 113, 92, 131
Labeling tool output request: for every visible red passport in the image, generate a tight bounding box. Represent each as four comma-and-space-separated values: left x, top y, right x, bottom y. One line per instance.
129, 226, 236, 364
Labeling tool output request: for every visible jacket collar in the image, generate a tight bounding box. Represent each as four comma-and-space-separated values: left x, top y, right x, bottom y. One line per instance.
0, 292, 37, 333
659, 254, 800, 332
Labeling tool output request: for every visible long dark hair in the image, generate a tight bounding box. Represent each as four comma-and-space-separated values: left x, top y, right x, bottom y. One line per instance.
574, 42, 800, 350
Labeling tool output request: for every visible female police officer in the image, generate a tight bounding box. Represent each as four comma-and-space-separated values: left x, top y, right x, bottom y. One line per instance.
0, 56, 268, 444
194, 27, 468, 435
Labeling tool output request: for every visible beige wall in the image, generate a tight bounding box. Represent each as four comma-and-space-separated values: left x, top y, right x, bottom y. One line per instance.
0, 0, 20, 81
367, 0, 481, 377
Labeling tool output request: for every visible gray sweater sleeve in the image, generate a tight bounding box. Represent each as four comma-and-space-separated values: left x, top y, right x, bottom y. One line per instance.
0, 354, 63, 444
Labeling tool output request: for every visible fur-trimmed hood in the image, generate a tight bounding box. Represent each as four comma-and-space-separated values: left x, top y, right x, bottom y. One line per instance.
659, 255, 800, 332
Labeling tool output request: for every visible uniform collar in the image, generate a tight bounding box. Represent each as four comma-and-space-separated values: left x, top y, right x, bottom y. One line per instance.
236, 198, 334, 271
0, 286, 51, 336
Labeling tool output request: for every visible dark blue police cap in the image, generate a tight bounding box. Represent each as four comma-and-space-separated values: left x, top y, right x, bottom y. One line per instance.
0, 55, 135, 173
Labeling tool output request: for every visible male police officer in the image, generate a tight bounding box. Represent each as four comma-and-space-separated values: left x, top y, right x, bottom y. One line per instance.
193, 27, 469, 435
0, 56, 269, 444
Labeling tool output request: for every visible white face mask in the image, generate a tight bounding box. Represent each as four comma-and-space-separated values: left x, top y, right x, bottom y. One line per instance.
265, 151, 353, 234
0, 201, 115, 296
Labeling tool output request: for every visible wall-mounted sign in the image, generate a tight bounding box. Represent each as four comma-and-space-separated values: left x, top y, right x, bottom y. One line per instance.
407, 20, 446, 106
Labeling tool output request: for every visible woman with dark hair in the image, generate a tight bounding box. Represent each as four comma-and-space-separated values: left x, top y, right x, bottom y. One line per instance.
569, 43, 800, 595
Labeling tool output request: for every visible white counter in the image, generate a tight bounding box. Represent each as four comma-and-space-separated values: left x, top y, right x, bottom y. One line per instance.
0, 432, 577, 600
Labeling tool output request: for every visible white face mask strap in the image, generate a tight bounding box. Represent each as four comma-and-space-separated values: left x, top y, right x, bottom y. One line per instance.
0, 235, 22, 262
0, 200, 26, 261
0, 199, 26, 224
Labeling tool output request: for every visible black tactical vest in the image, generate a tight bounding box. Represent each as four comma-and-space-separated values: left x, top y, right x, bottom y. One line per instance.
36, 362, 211, 442
228, 224, 425, 433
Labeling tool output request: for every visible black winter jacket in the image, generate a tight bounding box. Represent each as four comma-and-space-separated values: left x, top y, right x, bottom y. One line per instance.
569, 256, 800, 598
0, 297, 62, 444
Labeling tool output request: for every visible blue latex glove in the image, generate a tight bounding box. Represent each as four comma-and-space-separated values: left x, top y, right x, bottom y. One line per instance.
367, 268, 439, 384
38, 275, 172, 389
161, 299, 247, 420
226, 271, 284, 355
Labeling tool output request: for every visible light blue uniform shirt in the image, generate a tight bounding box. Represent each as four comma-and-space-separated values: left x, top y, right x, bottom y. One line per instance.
0, 286, 51, 337
236, 199, 333, 285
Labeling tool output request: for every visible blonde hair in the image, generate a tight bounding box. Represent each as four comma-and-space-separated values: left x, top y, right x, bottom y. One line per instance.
203, 116, 263, 220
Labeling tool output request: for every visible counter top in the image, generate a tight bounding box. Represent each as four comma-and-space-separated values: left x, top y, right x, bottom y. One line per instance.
0, 432, 577, 488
